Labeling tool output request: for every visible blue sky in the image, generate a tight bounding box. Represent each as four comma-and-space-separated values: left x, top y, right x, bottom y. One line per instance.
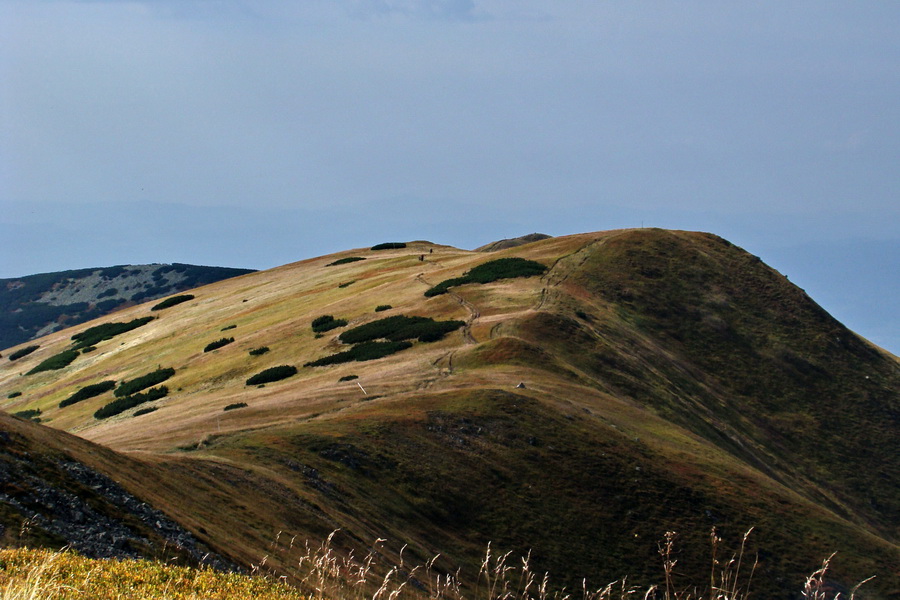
1, 1, 898, 352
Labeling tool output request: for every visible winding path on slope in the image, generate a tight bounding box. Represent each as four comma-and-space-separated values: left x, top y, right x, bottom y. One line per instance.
416, 273, 479, 345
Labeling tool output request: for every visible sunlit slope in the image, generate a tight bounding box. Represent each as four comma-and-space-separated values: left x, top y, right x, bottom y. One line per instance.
2, 231, 898, 599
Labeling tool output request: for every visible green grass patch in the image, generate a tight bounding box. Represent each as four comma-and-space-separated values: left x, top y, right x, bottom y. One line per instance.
374, 304, 392, 312
9, 345, 39, 361
327, 256, 366, 266
59, 380, 116, 408
150, 294, 194, 311
424, 257, 547, 297
312, 315, 348, 333
204, 337, 235, 352
26, 349, 79, 375
370, 242, 406, 250
249, 346, 270, 356
115, 367, 175, 397
224, 402, 248, 411
339, 315, 464, 344
71, 317, 155, 349
304, 341, 413, 367
246, 365, 297, 386
95, 386, 168, 419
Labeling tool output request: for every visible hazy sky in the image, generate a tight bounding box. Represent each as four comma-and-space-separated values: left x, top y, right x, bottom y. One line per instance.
2, 1, 898, 352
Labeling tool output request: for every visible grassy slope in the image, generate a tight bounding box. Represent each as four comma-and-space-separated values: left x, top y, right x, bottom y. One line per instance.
1, 232, 897, 599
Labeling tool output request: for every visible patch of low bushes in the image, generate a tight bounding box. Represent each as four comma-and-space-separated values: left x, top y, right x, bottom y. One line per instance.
246, 365, 297, 386
59, 380, 116, 408
133, 407, 158, 417
424, 257, 547, 297
338, 281, 355, 288
95, 386, 168, 419
115, 367, 175, 398
71, 317, 155, 349
221, 324, 237, 331
338, 374, 359, 381
338, 315, 464, 345
312, 315, 347, 333
204, 337, 235, 352
224, 402, 248, 411
370, 242, 406, 250
304, 341, 413, 367
249, 346, 270, 356
327, 257, 366, 266
374, 305, 392, 312
151, 294, 195, 311
7, 391, 22, 399
26, 349, 79, 375
9, 345, 40, 361
13, 408, 42, 422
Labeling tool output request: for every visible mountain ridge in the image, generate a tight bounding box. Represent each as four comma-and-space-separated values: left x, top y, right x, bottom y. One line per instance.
1, 229, 897, 599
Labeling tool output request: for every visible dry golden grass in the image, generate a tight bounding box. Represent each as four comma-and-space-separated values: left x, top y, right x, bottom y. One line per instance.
0, 547, 304, 600
0, 529, 875, 600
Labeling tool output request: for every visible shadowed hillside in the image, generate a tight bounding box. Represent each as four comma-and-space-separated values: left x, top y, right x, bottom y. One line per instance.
1, 231, 897, 599
0, 263, 256, 350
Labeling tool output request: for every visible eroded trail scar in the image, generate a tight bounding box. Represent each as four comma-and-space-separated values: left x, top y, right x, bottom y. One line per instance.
416, 274, 478, 344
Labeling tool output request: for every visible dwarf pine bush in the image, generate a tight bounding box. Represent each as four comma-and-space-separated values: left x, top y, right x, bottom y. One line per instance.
246, 365, 297, 385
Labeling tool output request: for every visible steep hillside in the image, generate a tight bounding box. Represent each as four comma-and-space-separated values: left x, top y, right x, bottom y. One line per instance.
1, 232, 897, 599
0, 263, 256, 350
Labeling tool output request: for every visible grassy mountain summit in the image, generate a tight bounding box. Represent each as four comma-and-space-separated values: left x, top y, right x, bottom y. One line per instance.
0, 231, 897, 599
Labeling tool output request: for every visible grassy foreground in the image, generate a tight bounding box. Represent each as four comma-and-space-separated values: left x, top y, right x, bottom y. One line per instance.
0, 548, 303, 600
0, 530, 869, 600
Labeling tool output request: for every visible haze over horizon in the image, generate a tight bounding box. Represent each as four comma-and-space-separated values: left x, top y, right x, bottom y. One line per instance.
2, 1, 898, 352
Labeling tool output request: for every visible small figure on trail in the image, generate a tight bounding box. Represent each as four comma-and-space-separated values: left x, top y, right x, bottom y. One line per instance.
419, 255, 425, 261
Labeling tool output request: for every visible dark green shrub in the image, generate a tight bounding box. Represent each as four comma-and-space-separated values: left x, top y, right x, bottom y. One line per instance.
71, 317, 155, 349
9, 345, 40, 361
204, 337, 234, 352
95, 386, 168, 419
60, 380, 116, 408
374, 305, 392, 312
424, 257, 547, 297
13, 408, 41, 421
115, 367, 175, 397
338, 375, 358, 381
312, 315, 348, 333
7, 391, 22, 399
304, 341, 412, 367
338, 315, 464, 345
97, 288, 118, 298
221, 324, 237, 331
338, 281, 355, 288
246, 365, 297, 386
133, 407, 158, 417
151, 294, 195, 311
327, 257, 366, 266
80, 346, 97, 354
370, 242, 406, 250
249, 346, 270, 356
26, 349, 79, 375
224, 402, 248, 411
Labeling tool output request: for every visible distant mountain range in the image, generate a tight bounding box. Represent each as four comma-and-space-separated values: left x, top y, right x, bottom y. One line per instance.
0, 263, 256, 350
1, 230, 897, 599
